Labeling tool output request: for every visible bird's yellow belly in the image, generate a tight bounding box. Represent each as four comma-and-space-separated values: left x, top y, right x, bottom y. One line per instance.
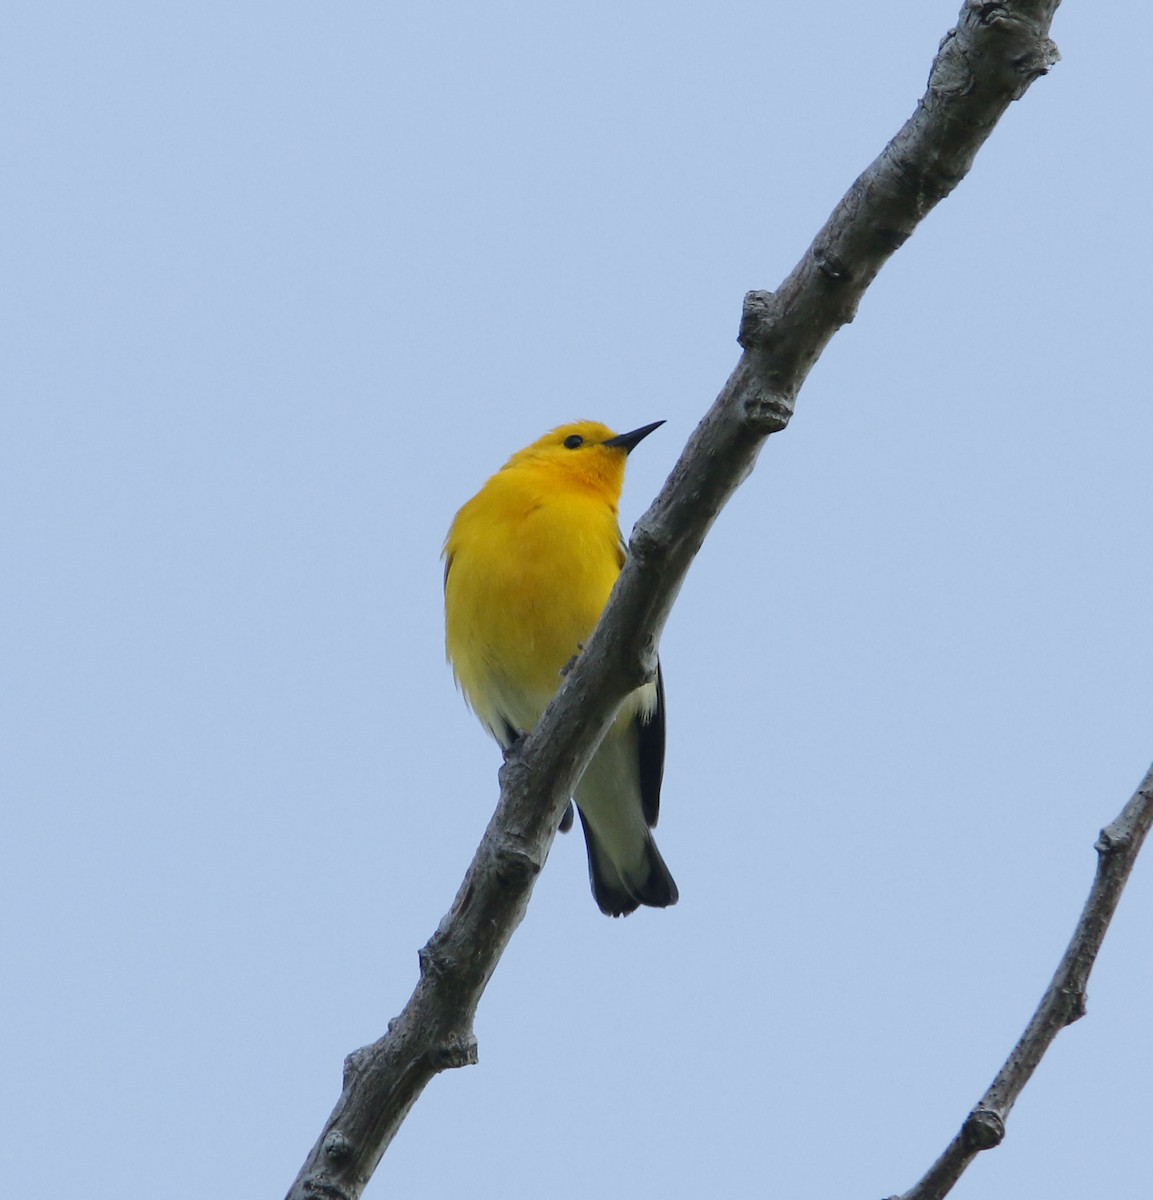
445, 498, 621, 735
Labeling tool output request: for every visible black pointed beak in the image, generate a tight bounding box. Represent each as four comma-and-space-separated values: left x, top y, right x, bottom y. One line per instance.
601, 420, 665, 454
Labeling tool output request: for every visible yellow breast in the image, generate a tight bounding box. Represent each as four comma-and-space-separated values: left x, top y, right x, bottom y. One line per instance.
444, 460, 624, 737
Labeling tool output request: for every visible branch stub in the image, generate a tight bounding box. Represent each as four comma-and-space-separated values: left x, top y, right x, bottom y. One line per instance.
962, 1105, 1006, 1150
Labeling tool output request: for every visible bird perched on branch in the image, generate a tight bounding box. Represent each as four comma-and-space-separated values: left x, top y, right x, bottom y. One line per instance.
443, 420, 678, 917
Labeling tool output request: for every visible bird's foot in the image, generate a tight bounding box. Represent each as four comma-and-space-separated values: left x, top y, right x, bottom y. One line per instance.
501, 731, 527, 762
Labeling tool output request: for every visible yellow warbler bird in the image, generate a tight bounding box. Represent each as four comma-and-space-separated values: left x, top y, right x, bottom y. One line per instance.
443, 420, 678, 917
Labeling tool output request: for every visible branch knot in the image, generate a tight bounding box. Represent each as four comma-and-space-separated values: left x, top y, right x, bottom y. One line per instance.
342, 1046, 371, 1085
322, 1130, 354, 1164
970, 1, 1008, 25
1095, 826, 1130, 856
430, 1034, 479, 1070
813, 245, 852, 283
300, 1176, 354, 1200
737, 290, 776, 351
418, 937, 452, 980
742, 389, 794, 433
493, 839, 542, 888
962, 1105, 1005, 1150
628, 521, 663, 566
1060, 984, 1087, 1027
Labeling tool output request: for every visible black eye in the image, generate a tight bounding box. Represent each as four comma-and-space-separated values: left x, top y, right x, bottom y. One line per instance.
563, 434, 584, 449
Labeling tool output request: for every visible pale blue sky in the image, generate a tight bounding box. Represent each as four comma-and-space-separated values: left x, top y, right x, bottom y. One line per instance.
4, 4, 1151, 1198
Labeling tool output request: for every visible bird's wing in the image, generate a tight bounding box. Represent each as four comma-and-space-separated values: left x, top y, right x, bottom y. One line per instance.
616, 531, 664, 826
636, 662, 666, 828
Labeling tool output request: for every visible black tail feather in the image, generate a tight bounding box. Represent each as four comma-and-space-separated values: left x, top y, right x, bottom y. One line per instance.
578, 809, 679, 917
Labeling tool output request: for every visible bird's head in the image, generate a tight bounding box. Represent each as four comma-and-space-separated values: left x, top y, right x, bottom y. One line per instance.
503, 420, 665, 499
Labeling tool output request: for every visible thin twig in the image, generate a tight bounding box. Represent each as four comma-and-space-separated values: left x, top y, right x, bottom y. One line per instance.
285, 3, 1064, 1197
891, 761, 1153, 1200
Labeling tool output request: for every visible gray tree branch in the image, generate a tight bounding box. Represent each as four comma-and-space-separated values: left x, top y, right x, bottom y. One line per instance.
285, 3, 1070, 1197
891, 761, 1153, 1200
